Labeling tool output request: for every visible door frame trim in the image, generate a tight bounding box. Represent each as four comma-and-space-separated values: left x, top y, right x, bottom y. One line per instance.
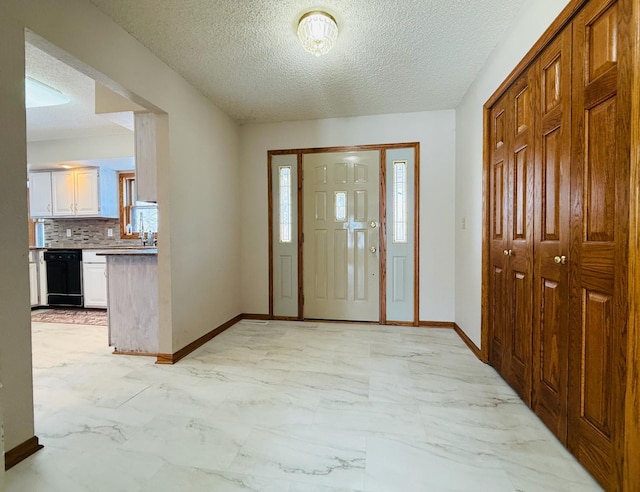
268, 142, 420, 325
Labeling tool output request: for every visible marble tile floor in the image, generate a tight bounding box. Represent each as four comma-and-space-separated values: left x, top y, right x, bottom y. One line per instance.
6, 320, 602, 491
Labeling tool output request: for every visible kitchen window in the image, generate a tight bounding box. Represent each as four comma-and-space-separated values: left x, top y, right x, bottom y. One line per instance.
119, 172, 158, 239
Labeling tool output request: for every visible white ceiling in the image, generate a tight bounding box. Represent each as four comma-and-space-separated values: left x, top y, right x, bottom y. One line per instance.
25, 43, 132, 142
86, 0, 529, 124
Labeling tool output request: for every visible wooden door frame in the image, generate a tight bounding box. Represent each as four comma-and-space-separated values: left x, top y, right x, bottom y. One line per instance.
268, 142, 420, 326
624, 0, 640, 489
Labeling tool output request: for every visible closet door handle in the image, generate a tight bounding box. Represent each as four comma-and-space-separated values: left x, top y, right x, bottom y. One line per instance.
554, 255, 567, 265
503, 249, 513, 256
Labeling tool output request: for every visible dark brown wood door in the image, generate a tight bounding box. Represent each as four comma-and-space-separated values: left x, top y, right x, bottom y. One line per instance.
489, 67, 536, 405
488, 94, 510, 378
532, 27, 572, 444
568, 0, 629, 488
505, 67, 536, 404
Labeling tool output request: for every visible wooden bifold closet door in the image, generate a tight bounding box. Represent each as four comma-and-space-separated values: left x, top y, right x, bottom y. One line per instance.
488, 65, 536, 406
486, 0, 632, 488
568, 0, 629, 487
531, 27, 572, 444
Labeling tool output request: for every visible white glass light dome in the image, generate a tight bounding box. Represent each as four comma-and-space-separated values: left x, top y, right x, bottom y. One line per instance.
297, 11, 338, 57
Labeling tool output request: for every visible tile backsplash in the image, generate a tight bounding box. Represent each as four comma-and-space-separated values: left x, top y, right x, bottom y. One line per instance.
43, 218, 142, 248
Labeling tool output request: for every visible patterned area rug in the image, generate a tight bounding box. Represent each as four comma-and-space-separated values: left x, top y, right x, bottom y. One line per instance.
31, 309, 107, 326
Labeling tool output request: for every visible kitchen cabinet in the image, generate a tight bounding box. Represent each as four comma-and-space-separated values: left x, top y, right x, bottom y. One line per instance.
29, 172, 53, 217
102, 250, 158, 354
82, 251, 107, 308
51, 170, 75, 215
74, 168, 101, 215
28, 250, 47, 307
29, 256, 38, 307
38, 250, 47, 305
30, 168, 119, 219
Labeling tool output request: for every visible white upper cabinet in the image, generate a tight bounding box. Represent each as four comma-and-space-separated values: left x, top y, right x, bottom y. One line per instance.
29, 172, 53, 217
74, 168, 101, 216
29, 168, 119, 218
51, 170, 76, 215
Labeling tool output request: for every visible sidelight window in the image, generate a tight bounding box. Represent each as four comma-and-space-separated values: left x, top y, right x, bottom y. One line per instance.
393, 160, 408, 243
279, 166, 293, 243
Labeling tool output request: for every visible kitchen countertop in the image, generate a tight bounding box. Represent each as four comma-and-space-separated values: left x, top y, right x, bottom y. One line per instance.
95, 248, 158, 255
29, 245, 155, 251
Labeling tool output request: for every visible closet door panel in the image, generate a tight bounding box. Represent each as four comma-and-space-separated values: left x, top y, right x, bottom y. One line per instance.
584, 97, 617, 242
533, 28, 572, 443
569, 0, 627, 487
490, 265, 507, 369
509, 267, 532, 396
581, 289, 614, 436
540, 279, 562, 388
505, 67, 536, 404
489, 98, 510, 376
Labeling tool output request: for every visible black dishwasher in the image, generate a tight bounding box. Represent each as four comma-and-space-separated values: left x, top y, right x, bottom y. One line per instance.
44, 249, 83, 307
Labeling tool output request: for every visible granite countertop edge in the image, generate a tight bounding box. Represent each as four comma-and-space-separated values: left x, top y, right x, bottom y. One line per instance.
29, 246, 156, 251
95, 248, 158, 256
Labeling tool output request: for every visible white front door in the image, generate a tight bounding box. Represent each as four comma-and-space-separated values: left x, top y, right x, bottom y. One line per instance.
303, 151, 380, 321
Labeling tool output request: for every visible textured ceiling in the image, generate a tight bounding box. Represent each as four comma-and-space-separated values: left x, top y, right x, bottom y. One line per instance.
25, 43, 132, 142
87, 0, 528, 124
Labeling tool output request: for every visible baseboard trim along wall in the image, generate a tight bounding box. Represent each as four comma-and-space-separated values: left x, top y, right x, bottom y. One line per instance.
156, 314, 243, 364
453, 323, 485, 362
418, 321, 456, 328
113, 350, 157, 357
242, 313, 270, 320
419, 320, 485, 362
4, 436, 43, 470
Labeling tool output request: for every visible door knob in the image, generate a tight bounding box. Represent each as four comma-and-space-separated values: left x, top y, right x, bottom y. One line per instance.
554, 255, 567, 265
370, 221, 377, 229
503, 249, 513, 256
370, 246, 377, 254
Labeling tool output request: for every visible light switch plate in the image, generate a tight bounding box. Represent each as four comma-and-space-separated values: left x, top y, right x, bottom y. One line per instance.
107, 228, 113, 237
66, 229, 72, 237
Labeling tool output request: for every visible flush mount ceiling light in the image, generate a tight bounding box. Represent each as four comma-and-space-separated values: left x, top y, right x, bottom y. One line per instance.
25, 77, 70, 108
297, 11, 338, 57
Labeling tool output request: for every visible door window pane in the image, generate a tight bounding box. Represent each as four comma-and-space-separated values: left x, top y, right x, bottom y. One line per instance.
335, 191, 347, 222
393, 161, 408, 243
279, 166, 292, 243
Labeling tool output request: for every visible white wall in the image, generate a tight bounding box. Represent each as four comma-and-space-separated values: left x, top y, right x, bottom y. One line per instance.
454, 0, 572, 347
27, 134, 134, 166
240, 110, 456, 322
0, 8, 36, 456
0, 0, 241, 454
